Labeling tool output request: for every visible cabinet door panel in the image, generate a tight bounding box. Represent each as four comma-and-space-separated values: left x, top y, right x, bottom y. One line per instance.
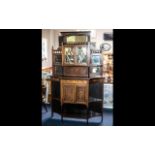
62, 84, 75, 103
75, 85, 88, 105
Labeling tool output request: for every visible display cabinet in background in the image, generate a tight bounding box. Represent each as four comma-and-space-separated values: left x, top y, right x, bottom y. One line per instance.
103, 51, 113, 83
102, 51, 113, 109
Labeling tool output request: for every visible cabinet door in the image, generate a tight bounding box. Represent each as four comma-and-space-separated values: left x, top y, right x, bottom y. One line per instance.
62, 84, 76, 103
61, 80, 88, 106
75, 84, 88, 105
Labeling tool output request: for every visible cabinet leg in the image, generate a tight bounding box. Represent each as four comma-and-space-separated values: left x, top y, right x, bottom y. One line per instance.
51, 110, 53, 118
87, 118, 88, 125
101, 115, 103, 123
101, 109, 103, 124
87, 108, 89, 125
61, 105, 64, 124
51, 104, 53, 118
61, 115, 63, 124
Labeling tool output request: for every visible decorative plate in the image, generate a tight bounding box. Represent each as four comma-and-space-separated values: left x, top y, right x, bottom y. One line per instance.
100, 43, 111, 51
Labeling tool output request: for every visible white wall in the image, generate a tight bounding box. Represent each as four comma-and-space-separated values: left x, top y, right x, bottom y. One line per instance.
92, 29, 113, 53
42, 29, 55, 68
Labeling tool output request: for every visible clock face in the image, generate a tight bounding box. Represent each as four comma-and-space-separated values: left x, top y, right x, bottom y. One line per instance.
101, 43, 111, 51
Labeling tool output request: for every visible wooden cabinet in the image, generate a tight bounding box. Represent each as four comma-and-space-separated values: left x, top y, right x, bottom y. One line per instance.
51, 31, 104, 124
61, 80, 88, 106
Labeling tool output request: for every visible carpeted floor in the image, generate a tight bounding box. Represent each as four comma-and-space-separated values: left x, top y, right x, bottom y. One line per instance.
42, 105, 113, 126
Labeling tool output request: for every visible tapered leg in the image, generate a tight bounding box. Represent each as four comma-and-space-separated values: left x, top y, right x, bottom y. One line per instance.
61, 105, 64, 124
51, 108, 53, 118
86, 108, 89, 125
101, 115, 103, 123
101, 109, 103, 124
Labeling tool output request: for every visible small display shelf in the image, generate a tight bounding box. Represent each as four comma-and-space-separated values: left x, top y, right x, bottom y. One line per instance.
52, 47, 63, 76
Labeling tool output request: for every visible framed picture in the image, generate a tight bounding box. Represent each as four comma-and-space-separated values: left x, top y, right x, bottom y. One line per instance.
91, 54, 101, 65
103, 33, 113, 41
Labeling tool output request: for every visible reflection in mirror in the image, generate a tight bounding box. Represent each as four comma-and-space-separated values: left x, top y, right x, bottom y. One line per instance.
91, 54, 101, 65
76, 46, 87, 64
90, 67, 101, 76
64, 47, 74, 64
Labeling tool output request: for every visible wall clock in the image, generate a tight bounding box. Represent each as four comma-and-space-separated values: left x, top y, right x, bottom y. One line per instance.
100, 43, 111, 51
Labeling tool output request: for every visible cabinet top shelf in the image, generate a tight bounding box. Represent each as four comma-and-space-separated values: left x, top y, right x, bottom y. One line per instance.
51, 76, 104, 80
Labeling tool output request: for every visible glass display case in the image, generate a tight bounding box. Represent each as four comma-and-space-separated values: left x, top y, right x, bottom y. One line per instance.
104, 84, 113, 109
103, 52, 113, 83
102, 44, 113, 110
